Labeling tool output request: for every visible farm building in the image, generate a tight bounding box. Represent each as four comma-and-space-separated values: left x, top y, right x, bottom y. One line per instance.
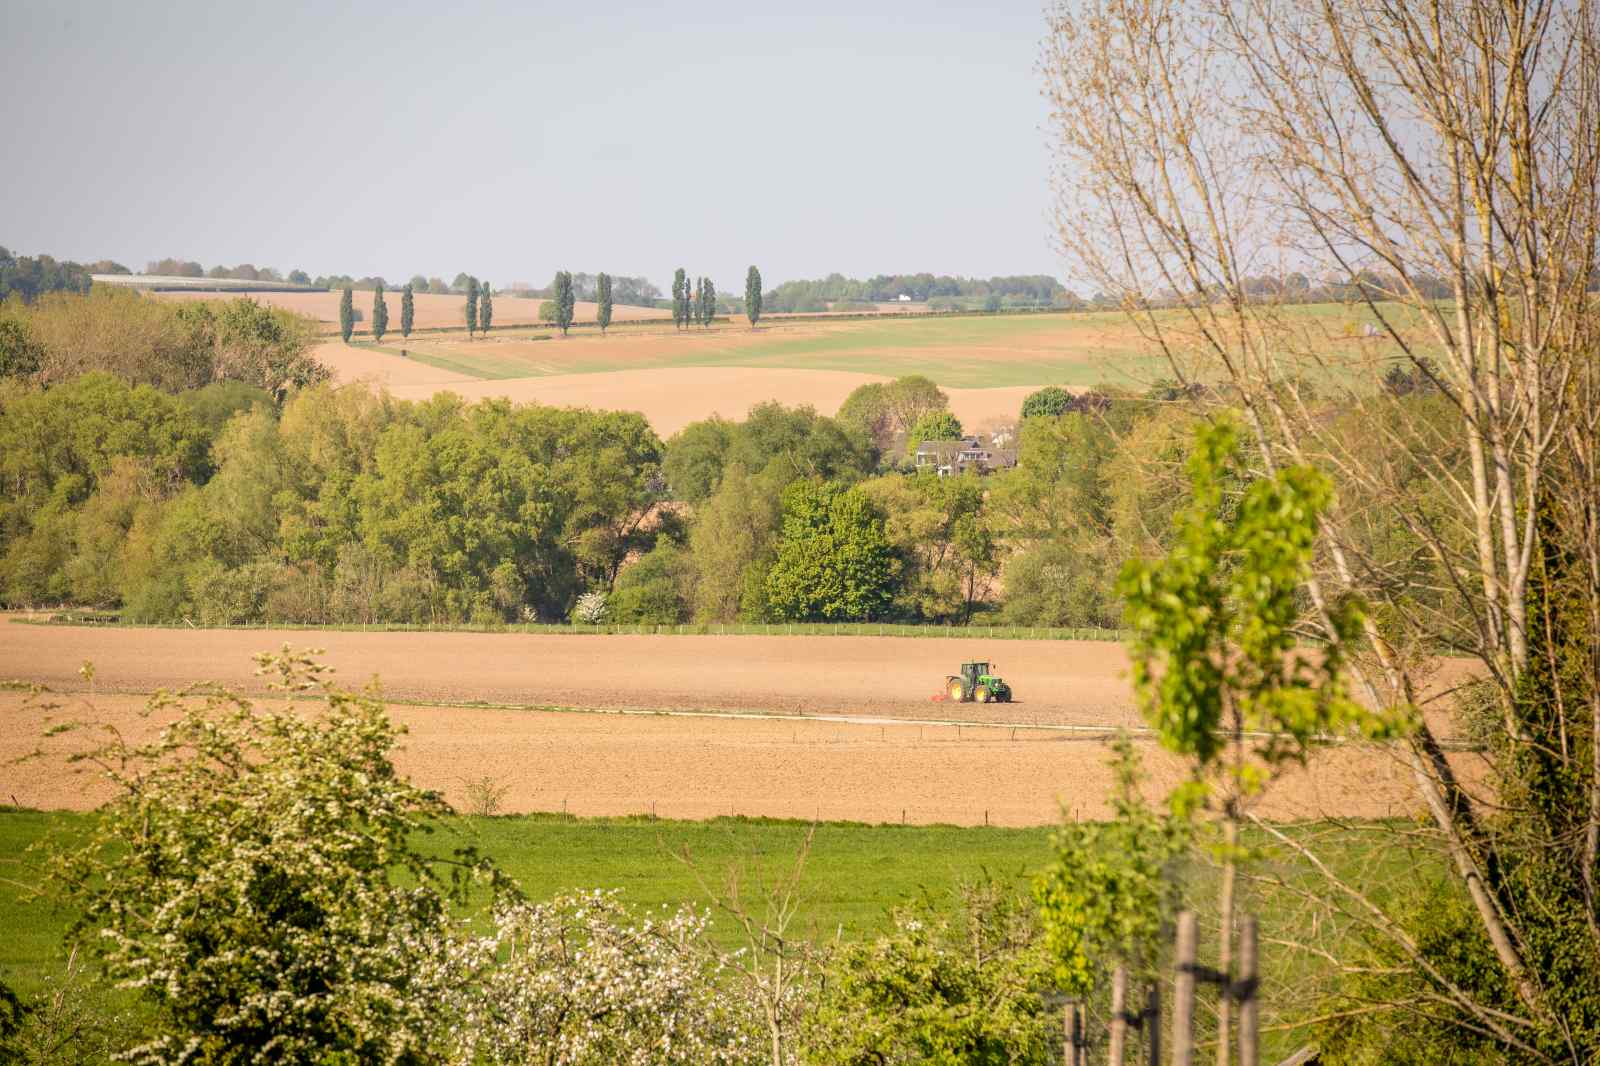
913, 435, 1017, 477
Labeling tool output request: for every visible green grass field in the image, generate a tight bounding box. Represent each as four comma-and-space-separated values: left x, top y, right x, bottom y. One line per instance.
371, 303, 1408, 390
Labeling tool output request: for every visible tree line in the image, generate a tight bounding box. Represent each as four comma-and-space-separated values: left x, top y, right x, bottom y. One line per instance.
761, 272, 1065, 312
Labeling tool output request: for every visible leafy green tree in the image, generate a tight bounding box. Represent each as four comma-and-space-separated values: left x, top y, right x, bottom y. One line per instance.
44, 649, 497, 1063
672, 267, 689, 330
0, 312, 43, 380
803, 881, 1053, 1065
465, 276, 479, 337
371, 281, 388, 342
1117, 416, 1390, 1054
1020, 385, 1073, 419
407, 274, 429, 293
400, 283, 414, 338
663, 416, 735, 504
745, 265, 763, 327
906, 410, 963, 453
698, 276, 716, 327
553, 272, 575, 336
596, 271, 613, 333
339, 286, 354, 343
690, 463, 783, 621
480, 281, 494, 334
765, 480, 894, 622
607, 541, 694, 623
860, 472, 997, 622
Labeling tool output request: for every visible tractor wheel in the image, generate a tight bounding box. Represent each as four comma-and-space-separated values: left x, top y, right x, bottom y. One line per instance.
975, 685, 991, 704
947, 678, 965, 701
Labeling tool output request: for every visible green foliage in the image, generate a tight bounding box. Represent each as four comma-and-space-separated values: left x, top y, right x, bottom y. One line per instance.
553, 272, 575, 336
480, 281, 494, 334
998, 537, 1121, 628
671, 267, 689, 330
0, 311, 43, 380
762, 273, 1061, 312
698, 276, 716, 327
745, 265, 762, 327
606, 541, 695, 625
42, 649, 499, 1063
465, 276, 480, 336
595, 271, 613, 333
906, 410, 963, 453
1020, 385, 1072, 420
802, 881, 1053, 1066
1118, 417, 1385, 794
0, 247, 92, 304
663, 417, 735, 504
401, 283, 415, 338
537, 299, 556, 322
1033, 738, 1188, 994
371, 280, 388, 342
765, 480, 894, 622
339, 286, 354, 343
860, 473, 997, 622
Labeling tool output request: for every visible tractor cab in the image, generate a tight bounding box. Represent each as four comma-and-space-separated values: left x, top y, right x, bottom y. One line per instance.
944, 661, 1013, 704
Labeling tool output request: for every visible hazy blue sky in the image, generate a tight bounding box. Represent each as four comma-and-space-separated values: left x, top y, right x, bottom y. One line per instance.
4, 1, 1060, 292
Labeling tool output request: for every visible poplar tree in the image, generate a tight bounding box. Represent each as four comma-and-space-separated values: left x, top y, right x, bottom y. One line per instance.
480, 282, 494, 335
339, 287, 354, 343
745, 265, 762, 328
371, 282, 388, 342
554, 271, 575, 336
596, 272, 613, 334
671, 268, 688, 330
400, 284, 414, 338
465, 277, 479, 338
699, 277, 716, 327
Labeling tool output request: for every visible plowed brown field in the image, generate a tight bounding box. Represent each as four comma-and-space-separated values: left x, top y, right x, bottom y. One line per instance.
0, 619, 1472, 825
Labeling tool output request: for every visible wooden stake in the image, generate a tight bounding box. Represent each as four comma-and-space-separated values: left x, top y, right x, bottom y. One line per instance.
1238, 915, 1259, 1066
1109, 964, 1128, 1064
1145, 983, 1162, 1066
1174, 910, 1197, 1066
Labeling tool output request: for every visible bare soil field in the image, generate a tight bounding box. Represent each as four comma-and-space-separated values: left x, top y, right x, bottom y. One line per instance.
0, 690, 1439, 827
0, 621, 1139, 724
152, 290, 668, 329
372, 365, 1038, 436
0, 619, 1476, 825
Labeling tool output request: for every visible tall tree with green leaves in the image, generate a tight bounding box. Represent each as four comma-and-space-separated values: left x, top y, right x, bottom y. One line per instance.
765, 480, 895, 622
480, 281, 494, 335
698, 277, 716, 327
745, 265, 762, 328
464, 277, 479, 338
596, 272, 613, 334
553, 271, 575, 336
400, 283, 414, 338
371, 282, 388, 343
339, 286, 354, 343
671, 268, 688, 330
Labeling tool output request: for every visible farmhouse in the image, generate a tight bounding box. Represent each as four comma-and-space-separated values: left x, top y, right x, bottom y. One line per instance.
913, 435, 1017, 477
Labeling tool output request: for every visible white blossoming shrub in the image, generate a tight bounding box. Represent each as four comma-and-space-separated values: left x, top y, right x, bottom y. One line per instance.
45, 649, 498, 1065
452, 891, 763, 1066
572, 590, 607, 625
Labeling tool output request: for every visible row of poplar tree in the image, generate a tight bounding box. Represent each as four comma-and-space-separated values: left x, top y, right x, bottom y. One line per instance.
336, 264, 768, 343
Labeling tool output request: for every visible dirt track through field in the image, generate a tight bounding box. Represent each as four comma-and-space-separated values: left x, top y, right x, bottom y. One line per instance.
0, 620, 1471, 825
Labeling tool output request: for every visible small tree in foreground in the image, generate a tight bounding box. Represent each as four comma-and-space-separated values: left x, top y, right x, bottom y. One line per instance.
39, 649, 499, 1064
338, 285, 354, 343
401, 282, 414, 337
745, 265, 762, 328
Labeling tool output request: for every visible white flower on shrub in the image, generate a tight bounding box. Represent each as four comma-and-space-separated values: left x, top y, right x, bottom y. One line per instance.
451, 891, 761, 1065
572, 591, 607, 625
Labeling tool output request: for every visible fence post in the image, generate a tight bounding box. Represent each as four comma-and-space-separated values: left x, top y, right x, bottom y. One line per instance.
1238, 915, 1259, 1066
1109, 964, 1128, 1065
1063, 1001, 1081, 1066
1145, 983, 1162, 1066
1173, 910, 1197, 1066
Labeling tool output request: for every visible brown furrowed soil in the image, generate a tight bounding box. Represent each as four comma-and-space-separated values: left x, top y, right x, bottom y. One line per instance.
0, 619, 1473, 825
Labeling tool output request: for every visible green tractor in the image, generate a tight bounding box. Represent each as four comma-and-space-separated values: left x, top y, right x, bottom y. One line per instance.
944, 661, 1012, 704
